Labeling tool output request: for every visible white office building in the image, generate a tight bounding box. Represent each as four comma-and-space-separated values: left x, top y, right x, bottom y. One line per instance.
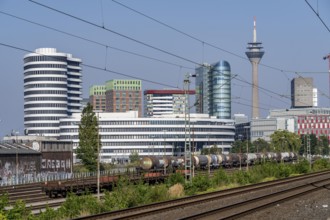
23, 48, 82, 138
59, 111, 235, 163
144, 89, 194, 117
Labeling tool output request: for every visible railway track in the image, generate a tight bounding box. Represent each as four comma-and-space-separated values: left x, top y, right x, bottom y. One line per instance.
72, 170, 330, 220
0, 182, 51, 205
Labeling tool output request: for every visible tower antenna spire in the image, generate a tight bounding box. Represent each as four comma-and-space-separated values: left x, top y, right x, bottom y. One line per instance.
253, 16, 257, 43
246, 17, 264, 119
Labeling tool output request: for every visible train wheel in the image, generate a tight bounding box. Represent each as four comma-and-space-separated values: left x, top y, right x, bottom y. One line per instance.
48, 191, 53, 198
62, 191, 67, 198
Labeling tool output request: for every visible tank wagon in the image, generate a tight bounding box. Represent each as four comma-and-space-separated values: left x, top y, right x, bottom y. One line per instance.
139, 152, 298, 171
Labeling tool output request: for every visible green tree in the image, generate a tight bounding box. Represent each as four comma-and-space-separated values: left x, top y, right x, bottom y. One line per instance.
319, 135, 329, 156
231, 140, 244, 153
209, 145, 220, 154
270, 130, 300, 152
201, 147, 210, 155
77, 103, 99, 171
129, 151, 140, 163
252, 138, 270, 153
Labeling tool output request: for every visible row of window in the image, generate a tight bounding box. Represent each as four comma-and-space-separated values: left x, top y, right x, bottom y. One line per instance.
68, 94, 81, 98
92, 120, 230, 126
25, 110, 68, 115
67, 61, 80, 67
60, 127, 233, 134
24, 56, 67, 63
24, 103, 67, 108
98, 134, 232, 140
25, 70, 67, 76
24, 90, 67, 96
27, 130, 59, 134
24, 64, 67, 70
25, 97, 67, 102
67, 87, 81, 92
25, 123, 60, 128
24, 77, 67, 83
24, 116, 62, 121
24, 84, 67, 89
67, 81, 80, 85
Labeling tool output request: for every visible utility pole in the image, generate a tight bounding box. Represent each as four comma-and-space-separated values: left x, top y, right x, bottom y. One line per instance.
323, 54, 330, 106
184, 73, 196, 183
244, 126, 250, 171
97, 113, 100, 201
163, 130, 167, 175
306, 116, 312, 170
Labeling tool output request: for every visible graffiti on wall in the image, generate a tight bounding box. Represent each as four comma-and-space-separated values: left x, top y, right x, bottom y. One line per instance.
0, 157, 37, 183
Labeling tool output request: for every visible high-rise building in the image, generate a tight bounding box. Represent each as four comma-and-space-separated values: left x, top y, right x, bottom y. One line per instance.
105, 79, 142, 117
23, 48, 82, 138
195, 61, 231, 119
144, 89, 195, 117
291, 77, 315, 108
245, 17, 264, 119
89, 85, 106, 112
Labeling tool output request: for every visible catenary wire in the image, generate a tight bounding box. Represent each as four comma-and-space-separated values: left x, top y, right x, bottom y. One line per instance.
0, 10, 194, 70
28, 0, 330, 100
305, 0, 330, 33
111, 0, 330, 99
12, 0, 328, 109
0, 42, 179, 89
28, 0, 202, 67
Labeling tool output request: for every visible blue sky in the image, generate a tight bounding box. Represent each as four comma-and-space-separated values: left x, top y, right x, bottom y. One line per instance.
0, 0, 329, 138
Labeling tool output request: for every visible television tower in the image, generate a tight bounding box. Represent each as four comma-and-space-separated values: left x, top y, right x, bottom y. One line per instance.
245, 17, 264, 119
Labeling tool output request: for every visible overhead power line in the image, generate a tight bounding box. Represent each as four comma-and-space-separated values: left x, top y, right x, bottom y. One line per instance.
28, 0, 202, 67
0, 42, 179, 89
28, 0, 330, 99
111, 0, 330, 100
0, 10, 194, 70
305, 0, 330, 33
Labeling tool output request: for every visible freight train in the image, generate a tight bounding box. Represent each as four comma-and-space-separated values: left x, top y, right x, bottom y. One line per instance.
139, 152, 298, 171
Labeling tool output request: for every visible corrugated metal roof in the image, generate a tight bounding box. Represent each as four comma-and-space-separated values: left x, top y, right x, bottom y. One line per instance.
0, 143, 41, 155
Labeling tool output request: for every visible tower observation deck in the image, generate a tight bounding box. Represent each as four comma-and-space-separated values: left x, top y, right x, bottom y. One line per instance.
245, 17, 264, 119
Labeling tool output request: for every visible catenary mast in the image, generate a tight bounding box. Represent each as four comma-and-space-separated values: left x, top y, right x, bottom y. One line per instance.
245, 17, 264, 119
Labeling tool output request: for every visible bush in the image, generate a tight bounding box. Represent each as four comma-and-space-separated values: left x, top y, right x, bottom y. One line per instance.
147, 184, 170, 203
211, 169, 229, 187
313, 158, 330, 171
167, 172, 185, 187
191, 174, 211, 192
231, 170, 252, 185
293, 159, 310, 174
276, 164, 292, 178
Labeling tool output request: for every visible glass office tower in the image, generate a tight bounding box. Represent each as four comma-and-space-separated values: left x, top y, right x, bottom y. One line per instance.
195, 60, 231, 119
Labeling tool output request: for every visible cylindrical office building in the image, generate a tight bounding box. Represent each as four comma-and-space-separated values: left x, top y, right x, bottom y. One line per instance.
23, 48, 82, 138
208, 60, 231, 119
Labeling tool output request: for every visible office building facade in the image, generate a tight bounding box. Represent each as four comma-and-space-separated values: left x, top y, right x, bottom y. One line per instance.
59, 112, 235, 163
144, 89, 195, 117
23, 48, 82, 138
89, 85, 106, 112
105, 79, 142, 117
291, 77, 315, 108
195, 61, 231, 119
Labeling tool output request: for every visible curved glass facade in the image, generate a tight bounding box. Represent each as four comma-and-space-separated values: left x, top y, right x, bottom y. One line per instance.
209, 61, 231, 119
195, 60, 231, 119
23, 48, 82, 138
